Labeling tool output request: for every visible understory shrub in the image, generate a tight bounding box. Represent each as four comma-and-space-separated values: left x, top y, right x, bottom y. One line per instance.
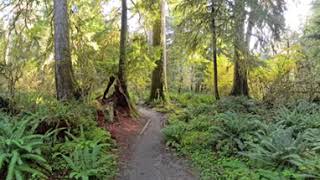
0, 114, 51, 179
274, 102, 320, 130
215, 96, 264, 114
55, 143, 117, 180
244, 127, 308, 169
163, 95, 320, 179
162, 120, 187, 150
0, 93, 117, 179
210, 112, 263, 155
170, 92, 215, 108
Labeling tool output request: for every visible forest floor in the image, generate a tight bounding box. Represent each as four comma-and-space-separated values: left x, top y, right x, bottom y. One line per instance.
114, 106, 198, 180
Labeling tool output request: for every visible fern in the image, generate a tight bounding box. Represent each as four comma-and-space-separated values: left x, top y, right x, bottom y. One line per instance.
243, 127, 308, 169
55, 126, 112, 156
162, 120, 187, 149
209, 112, 264, 154
0, 115, 51, 179
303, 128, 320, 151
274, 104, 320, 130
55, 143, 116, 180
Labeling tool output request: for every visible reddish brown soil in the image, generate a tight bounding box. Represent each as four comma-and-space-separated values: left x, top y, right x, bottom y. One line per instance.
105, 111, 145, 161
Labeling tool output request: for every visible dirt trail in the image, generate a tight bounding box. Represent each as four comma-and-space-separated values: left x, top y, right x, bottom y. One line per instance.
117, 107, 198, 180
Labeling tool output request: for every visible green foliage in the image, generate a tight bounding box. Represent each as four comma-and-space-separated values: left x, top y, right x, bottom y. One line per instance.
298, 155, 320, 178
0, 115, 51, 179
162, 120, 187, 150
170, 92, 215, 108
127, 35, 157, 97
303, 128, 320, 152
55, 126, 114, 155
51, 127, 117, 180
188, 150, 220, 180
187, 104, 216, 118
0, 93, 118, 179
163, 94, 320, 179
181, 131, 213, 150
216, 96, 263, 114
14, 93, 99, 135
0, 0, 319, 179
55, 143, 117, 180
164, 97, 264, 154
188, 150, 303, 180
274, 101, 320, 130
210, 112, 263, 155
244, 127, 307, 169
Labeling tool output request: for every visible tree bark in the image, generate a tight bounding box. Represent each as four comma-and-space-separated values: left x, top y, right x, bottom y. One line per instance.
161, 0, 167, 91
115, 0, 131, 109
211, 0, 220, 100
150, 0, 167, 102
54, 0, 76, 101
230, 1, 249, 96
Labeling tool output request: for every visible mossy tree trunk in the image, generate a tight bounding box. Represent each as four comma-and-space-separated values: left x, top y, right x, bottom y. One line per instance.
115, 0, 131, 110
230, 0, 249, 97
54, 0, 76, 101
150, 0, 167, 102
211, 0, 220, 100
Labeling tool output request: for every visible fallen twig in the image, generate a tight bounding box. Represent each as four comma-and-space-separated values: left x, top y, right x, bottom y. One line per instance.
139, 119, 152, 136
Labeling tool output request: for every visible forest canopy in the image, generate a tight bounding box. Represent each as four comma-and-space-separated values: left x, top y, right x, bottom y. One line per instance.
0, 0, 316, 102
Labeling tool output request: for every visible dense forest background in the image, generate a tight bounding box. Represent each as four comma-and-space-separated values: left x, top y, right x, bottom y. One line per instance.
0, 0, 319, 103
1, 0, 320, 179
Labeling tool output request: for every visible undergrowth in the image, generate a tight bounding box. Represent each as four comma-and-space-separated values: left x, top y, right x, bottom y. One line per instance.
0, 92, 117, 180
163, 92, 320, 179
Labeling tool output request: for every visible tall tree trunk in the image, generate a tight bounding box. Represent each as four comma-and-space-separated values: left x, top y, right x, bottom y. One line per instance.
54, 0, 76, 101
230, 1, 249, 96
150, 0, 167, 102
161, 0, 167, 91
211, 0, 220, 100
115, 0, 131, 109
